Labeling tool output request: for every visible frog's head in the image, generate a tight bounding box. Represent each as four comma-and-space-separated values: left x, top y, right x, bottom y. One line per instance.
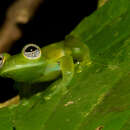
0, 44, 46, 82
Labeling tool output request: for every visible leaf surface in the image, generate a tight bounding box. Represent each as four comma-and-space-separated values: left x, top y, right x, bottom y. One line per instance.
0, 0, 130, 129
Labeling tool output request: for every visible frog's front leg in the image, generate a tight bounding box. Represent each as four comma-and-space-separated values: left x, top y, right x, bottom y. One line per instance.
60, 55, 74, 84
44, 55, 74, 99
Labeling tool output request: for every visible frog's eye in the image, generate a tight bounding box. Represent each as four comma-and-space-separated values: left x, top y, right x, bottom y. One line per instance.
22, 44, 41, 59
0, 54, 5, 68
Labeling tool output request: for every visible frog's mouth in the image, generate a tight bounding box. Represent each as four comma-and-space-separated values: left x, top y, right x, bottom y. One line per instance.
1, 62, 44, 74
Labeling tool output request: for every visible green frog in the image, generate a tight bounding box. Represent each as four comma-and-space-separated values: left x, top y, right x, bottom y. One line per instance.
0, 36, 91, 107
0, 36, 91, 84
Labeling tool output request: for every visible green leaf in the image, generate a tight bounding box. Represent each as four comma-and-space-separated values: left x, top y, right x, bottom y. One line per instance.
0, 108, 14, 130
0, 0, 130, 129
98, 0, 109, 8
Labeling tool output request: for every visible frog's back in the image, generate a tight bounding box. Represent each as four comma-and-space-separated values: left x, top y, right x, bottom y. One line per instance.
41, 41, 66, 61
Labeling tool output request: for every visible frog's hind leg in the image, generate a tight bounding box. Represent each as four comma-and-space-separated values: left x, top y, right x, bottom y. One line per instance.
65, 35, 92, 72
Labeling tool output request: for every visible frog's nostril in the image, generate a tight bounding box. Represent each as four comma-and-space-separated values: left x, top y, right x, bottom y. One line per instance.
22, 44, 41, 60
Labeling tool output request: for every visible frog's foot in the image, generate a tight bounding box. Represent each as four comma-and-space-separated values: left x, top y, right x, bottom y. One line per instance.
44, 79, 68, 100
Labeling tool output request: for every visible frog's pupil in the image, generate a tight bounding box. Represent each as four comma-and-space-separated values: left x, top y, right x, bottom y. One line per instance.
25, 46, 37, 53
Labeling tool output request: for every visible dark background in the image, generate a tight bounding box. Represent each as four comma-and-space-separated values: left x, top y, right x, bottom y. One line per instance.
0, 0, 98, 102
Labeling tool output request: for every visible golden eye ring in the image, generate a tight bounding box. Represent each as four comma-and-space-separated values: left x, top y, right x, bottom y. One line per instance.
22, 43, 41, 60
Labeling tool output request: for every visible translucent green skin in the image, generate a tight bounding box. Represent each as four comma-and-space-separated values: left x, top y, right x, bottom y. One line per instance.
0, 36, 91, 84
